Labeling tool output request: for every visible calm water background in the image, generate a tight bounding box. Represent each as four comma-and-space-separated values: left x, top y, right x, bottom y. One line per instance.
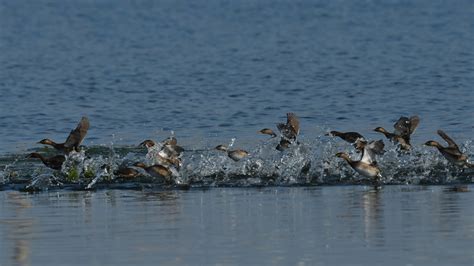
1, 186, 473, 265
1, 0, 473, 265
0, 0, 473, 152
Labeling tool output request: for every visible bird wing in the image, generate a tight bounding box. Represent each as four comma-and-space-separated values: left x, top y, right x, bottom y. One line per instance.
286, 113, 299, 136
64, 117, 90, 148
437, 130, 459, 150
394, 115, 420, 137
368, 140, 385, 155
393, 116, 411, 136
162, 136, 177, 146
277, 113, 299, 140
360, 140, 385, 165
343, 132, 365, 143
408, 116, 420, 134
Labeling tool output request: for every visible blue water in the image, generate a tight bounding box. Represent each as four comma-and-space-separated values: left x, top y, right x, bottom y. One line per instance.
1, 186, 474, 266
0, 0, 473, 152
1, 0, 473, 265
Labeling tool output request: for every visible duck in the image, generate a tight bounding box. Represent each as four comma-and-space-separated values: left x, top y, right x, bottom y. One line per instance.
114, 166, 140, 179
215, 145, 249, 161
326, 131, 365, 145
444, 186, 470, 192
276, 139, 292, 151
258, 128, 277, 138
335, 152, 382, 180
374, 115, 420, 151
38, 117, 90, 153
425, 130, 473, 168
26, 153, 66, 170
133, 162, 172, 181
155, 154, 182, 169
160, 136, 185, 155
139, 139, 156, 150
139, 137, 184, 157
139, 138, 183, 169
276, 112, 300, 151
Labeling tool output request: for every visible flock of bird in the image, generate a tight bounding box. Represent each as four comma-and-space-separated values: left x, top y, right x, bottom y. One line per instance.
25, 113, 473, 185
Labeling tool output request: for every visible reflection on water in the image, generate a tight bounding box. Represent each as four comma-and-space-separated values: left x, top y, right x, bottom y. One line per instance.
0, 186, 473, 265
1, 192, 34, 266
362, 188, 384, 248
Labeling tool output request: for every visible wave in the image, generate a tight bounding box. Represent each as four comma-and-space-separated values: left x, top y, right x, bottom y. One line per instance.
0, 136, 473, 191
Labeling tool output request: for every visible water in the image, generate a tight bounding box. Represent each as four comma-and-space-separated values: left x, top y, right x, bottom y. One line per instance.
0, 0, 473, 152
1, 186, 473, 265
1, 0, 473, 264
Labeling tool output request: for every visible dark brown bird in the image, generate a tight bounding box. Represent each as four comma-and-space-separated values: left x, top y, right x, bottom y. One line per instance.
258, 128, 277, 138
425, 130, 473, 168
374, 116, 420, 151
277, 112, 300, 141
27, 153, 66, 170
215, 145, 249, 161
38, 117, 90, 153
276, 113, 300, 151
133, 162, 172, 181
326, 131, 365, 144
114, 167, 140, 179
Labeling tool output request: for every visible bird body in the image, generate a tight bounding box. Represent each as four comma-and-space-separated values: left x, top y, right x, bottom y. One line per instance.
114, 167, 140, 179
215, 145, 249, 161
133, 162, 172, 180
327, 131, 365, 144
27, 153, 65, 170
336, 152, 381, 179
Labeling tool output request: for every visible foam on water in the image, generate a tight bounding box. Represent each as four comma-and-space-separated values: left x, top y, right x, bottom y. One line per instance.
1, 131, 472, 191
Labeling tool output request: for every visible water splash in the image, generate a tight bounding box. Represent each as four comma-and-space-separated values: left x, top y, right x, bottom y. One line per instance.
1, 134, 473, 191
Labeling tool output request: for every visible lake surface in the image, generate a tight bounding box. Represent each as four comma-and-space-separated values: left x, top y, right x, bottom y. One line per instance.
0, 0, 473, 265
1, 186, 473, 266
0, 0, 473, 152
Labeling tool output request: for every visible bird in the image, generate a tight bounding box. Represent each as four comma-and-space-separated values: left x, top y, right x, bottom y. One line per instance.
139, 137, 184, 157
38, 117, 90, 153
215, 145, 249, 161
374, 115, 420, 151
276, 139, 292, 152
114, 166, 140, 179
139, 139, 156, 150
258, 128, 277, 138
133, 162, 172, 181
425, 130, 473, 168
335, 138, 384, 180
139, 138, 183, 169
26, 153, 66, 170
160, 136, 185, 156
276, 112, 300, 151
326, 131, 365, 145
335, 152, 382, 180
